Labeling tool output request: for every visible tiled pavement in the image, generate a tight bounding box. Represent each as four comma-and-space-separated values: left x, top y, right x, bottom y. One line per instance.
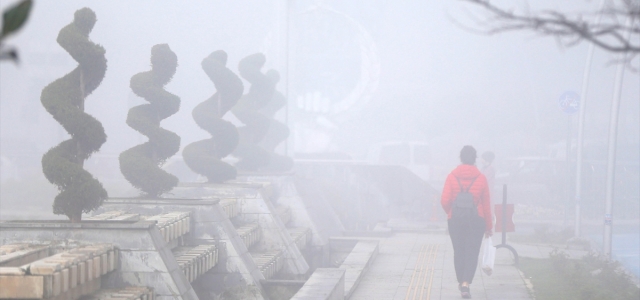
349, 232, 535, 300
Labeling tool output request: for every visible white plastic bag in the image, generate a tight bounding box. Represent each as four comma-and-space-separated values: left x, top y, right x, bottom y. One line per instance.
481, 236, 496, 276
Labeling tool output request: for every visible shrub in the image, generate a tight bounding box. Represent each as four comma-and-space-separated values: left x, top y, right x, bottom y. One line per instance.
119, 44, 180, 197
553, 249, 640, 299
40, 7, 108, 222
260, 70, 293, 172
232, 53, 293, 172
521, 251, 640, 300
182, 50, 244, 182
231, 53, 274, 171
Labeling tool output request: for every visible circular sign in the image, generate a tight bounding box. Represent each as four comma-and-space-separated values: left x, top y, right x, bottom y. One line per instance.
558, 91, 580, 114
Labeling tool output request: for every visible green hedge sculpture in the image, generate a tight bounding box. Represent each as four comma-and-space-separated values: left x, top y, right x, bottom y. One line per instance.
40, 7, 108, 222
183, 50, 244, 182
231, 53, 274, 171
119, 44, 180, 197
261, 70, 294, 171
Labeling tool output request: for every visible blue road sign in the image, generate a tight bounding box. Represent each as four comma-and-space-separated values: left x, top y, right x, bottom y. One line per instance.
558, 91, 580, 114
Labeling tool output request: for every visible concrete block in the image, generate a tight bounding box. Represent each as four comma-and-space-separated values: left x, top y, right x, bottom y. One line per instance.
60, 252, 87, 263
93, 256, 101, 279
85, 211, 126, 220
29, 261, 62, 275
0, 267, 25, 275
291, 268, 345, 300
108, 250, 115, 271
113, 248, 119, 270
43, 274, 53, 297
307, 268, 345, 280
61, 268, 69, 292
342, 253, 372, 265
0, 275, 45, 298
52, 271, 61, 296
70, 264, 77, 288
0, 243, 30, 254
78, 261, 86, 285
101, 253, 108, 275
0, 245, 51, 267
350, 241, 379, 253
87, 260, 93, 282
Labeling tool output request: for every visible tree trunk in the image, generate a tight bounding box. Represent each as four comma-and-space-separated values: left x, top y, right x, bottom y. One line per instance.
69, 212, 82, 223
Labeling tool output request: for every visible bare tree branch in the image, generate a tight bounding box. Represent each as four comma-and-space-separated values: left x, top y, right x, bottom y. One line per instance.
459, 0, 640, 55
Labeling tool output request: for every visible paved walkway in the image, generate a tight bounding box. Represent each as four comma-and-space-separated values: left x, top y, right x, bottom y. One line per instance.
349, 232, 533, 300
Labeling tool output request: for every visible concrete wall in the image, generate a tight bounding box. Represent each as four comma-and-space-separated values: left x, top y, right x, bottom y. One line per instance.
291, 268, 345, 300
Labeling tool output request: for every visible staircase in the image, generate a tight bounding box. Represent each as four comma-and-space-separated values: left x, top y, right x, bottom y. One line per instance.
217, 183, 313, 281
87, 210, 219, 286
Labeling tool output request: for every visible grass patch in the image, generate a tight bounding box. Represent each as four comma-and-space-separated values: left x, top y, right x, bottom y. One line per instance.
509, 225, 574, 245
519, 250, 640, 300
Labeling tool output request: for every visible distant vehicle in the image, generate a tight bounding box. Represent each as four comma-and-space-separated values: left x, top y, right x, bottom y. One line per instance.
368, 141, 431, 182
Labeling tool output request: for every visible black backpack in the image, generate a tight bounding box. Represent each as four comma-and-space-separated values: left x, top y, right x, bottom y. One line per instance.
452, 176, 478, 219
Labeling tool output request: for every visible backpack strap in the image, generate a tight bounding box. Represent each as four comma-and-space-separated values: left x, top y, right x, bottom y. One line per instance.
454, 176, 478, 193
467, 176, 478, 192
455, 176, 463, 191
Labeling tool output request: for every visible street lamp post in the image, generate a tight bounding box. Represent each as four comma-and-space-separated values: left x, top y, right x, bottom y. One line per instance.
603, 47, 629, 259
574, 0, 606, 238
603, 15, 634, 259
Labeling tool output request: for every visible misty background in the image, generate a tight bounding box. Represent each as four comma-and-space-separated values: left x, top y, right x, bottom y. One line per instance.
0, 0, 638, 214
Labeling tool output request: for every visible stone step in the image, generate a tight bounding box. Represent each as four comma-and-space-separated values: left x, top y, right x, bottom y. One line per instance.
0, 243, 51, 267
251, 249, 285, 280
82, 286, 154, 300
220, 198, 240, 219
339, 241, 379, 298
0, 243, 118, 299
84, 211, 140, 221
288, 227, 312, 251
172, 245, 219, 283
87, 211, 191, 248
275, 205, 292, 225
235, 223, 262, 250
290, 268, 345, 300
141, 212, 191, 245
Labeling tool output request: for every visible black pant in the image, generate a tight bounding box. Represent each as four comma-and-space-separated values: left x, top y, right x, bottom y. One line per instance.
448, 215, 485, 284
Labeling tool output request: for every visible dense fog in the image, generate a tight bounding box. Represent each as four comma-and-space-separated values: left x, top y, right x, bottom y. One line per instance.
0, 0, 638, 221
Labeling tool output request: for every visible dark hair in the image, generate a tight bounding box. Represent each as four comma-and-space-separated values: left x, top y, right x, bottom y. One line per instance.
482, 151, 495, 163
460, 145, 477, 165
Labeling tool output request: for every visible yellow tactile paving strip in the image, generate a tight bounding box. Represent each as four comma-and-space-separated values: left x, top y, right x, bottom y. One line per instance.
405, 244, 439, 300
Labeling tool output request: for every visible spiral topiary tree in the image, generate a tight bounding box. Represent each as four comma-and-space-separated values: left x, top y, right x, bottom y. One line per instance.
231, 53, 274, 171
260, 70, 294, 172
182, 50, 244, 182
119, 44, 180, 197
40, 7, 108, 222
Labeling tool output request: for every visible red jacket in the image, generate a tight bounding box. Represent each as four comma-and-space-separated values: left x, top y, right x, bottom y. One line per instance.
441, 164, 493, 231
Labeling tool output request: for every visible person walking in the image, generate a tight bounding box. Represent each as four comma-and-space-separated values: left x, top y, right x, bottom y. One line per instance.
481, 151, 496, 196
441, 145, 493, 299
481, 151, 495, 186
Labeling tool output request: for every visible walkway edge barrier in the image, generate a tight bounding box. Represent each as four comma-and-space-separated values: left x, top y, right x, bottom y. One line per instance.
290, 268, 345, 300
